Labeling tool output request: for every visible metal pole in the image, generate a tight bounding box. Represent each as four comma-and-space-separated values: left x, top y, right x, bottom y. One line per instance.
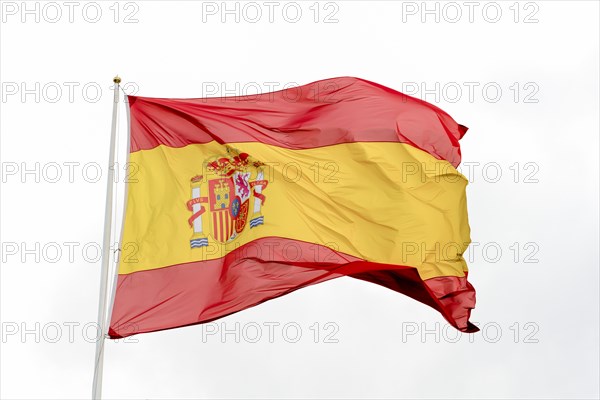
105, 92, 131, 345
92, 75, 121, 400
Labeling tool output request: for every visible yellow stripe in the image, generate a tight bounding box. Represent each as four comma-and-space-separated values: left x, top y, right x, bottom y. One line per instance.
119, 141, 471, 280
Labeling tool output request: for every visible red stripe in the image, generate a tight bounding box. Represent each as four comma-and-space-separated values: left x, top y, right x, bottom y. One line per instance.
227, 213, 233, 239
128, 77, 467, 167
212, 214, 217, 241
224, 212, 229, 241
219, 212, 224, 242
225, 212, 230, 240
109, 237, 477, 338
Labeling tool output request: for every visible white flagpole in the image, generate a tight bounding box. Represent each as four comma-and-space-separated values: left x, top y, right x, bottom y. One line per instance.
92, 75, 121, 400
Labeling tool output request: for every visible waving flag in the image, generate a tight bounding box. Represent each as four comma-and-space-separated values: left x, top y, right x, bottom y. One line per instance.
108, 77, 477, 338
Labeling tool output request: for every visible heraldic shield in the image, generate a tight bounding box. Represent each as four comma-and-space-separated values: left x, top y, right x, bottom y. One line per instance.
208, 178, 235, 243
187, 149, 268, 248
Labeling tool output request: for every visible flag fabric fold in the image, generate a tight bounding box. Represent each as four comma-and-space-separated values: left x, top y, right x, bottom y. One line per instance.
108, 76, 477, 338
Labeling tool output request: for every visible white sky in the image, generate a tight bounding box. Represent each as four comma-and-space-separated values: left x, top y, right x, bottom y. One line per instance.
1, 1, 599, 399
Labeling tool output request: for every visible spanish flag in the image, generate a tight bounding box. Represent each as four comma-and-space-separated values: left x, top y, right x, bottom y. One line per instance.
108, 77, 477, 338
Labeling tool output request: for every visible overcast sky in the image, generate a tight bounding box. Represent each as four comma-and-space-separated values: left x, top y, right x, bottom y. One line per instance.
1, 1, 599, 399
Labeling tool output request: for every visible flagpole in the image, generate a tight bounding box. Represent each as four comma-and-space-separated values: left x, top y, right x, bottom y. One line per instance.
92, 75, 121, 400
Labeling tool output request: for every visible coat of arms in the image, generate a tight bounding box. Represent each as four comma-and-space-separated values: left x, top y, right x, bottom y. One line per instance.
186, 148, 268, 248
